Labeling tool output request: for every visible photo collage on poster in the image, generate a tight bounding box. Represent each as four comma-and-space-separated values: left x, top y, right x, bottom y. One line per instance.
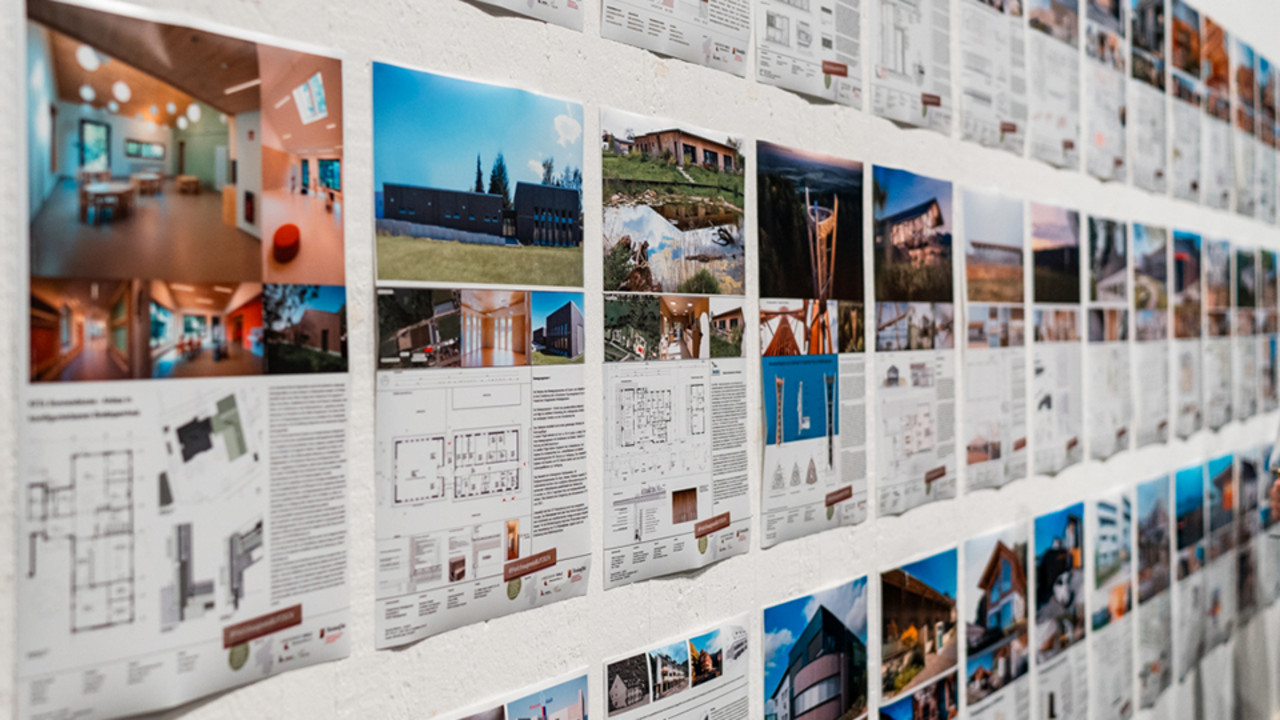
1031, 203, 1083, 475
1089, 488, 1135, 720
1204, 238, 1233, 429
371, 65, 591, 648
1085, 0, 1128, 182
1174, 230, 1204, 437
1233, 37, 1258, 218
450, 672, 589, 720
601, 108, 750, 586
1035, 503, 1088, 720
1170, 0, 1203, 202
870, 0, 952, 134
1028, 0, 1081, 168
605, 616, 750, 719
1257, 57, 1278, 224
758, 141, 868, 546
20, 1, 352, 718
1130, 0, 1167, 193
1087, 215, 1132, 460
764, 578, 869, 720
959, 0, 1027, 154
880, 548, 960, 720
963, 190, 1028, 492
1133, 223, 1171, 446
964, 524, 1031, 720
1136, 475, 1173, 712
1204, 453, 1236, 651
1235, 246, 1260, 420
873, 167, 957, 515
1201, 14, 1233, 210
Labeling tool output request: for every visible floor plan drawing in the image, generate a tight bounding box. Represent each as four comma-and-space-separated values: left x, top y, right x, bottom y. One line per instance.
26, 450, 136, 633
160, 523, 215, 631
228, 518, 264, 613
687, 384, 707, 435
393, 435, 449, 503
616, 386, 673, 448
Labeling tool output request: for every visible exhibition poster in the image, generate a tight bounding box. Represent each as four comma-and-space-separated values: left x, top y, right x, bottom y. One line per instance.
1173, 230, 1204, 437
958, 0, 1027, 154
472, 0, 584, 30
1086, 216, 1132, 461
1136, 475, 1173, 712
1261, 250, 1279, 413
872, 167, 957, 515
601, 0, 749, 76
1089, 488, 1135, 720
449, 671, 589, 720
1028, 0, 1081, 168
962, 190, 1028, 493
1258, 449, 1280, 606
880, 547, 960, 719
604, 616, 750, 719
1132, 223, 1170, 447
1204, 453, 1236, 651
1169, 0, 1202, 202
1085, 0, 1128, 182
963, 523, 1031, 720
757, 141, 868, 547
1129, 0, 1167, 193
1235, 247, 1260, 420
1173, 464, 1207, 681
763, 577, 869, 720
20, 1, 352, 717
869, 0, 953, 134
1256, 57, 1278, 224
600, 108, 751, 587
755, 0, 862, 106
1201, 14, 1232, 210
1204, 238, 1233, 430
1031, 203, 1083, 475
1035, 503, 1089, 720
1233, 38, 1258, 218
371, 65, 591, 647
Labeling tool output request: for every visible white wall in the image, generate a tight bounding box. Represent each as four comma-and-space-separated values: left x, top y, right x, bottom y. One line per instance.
234, 110, 262, 239
4, 1, 1280, 720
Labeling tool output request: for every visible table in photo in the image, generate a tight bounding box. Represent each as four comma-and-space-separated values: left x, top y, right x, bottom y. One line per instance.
81, 181, 137, 223
176, 175, 201, 194
132, 172, 162, 195
77, 168, 112, 185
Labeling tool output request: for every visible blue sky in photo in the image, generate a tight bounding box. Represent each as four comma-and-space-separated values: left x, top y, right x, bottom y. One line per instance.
1176, 465, 1206, 514
504, 674, 587, 718
1208, 455, 1232, 509
650, 639, 689, 664
963, 189, 1023, 251
531, 291, 582, 329
967, 645, 998, 676
1171, 0, 1198, 28
763, 577, 867, 700
1136, 475, 1169, 523
762, 355, 839, 445
897, 548, 957, 599
372, 63, 583, 195
881, 692, 915, 720
964, 525, 1025, 620
1031, 203, 1079, 250
269, 284, 345, 328
1133, 223, 1165, 258
874, 166, 953, 233
1035, 503, 1084, 559
689, 628, 720, 656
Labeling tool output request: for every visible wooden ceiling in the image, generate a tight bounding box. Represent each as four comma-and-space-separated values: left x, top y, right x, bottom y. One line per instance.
46, 29, 199, 126
30, 0, 260, 116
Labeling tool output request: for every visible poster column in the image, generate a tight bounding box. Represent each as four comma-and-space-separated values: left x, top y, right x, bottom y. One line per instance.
869, 0, 953, 134
1203, 238, 1233, 430
958, 0, 1027, 154
1235, 247, 1260, 421
1132, 223, 1170, 447
1085, 0, 1128, 182
1171, 465, 1207, 693
1129, 0, 1167, 193
961, 190, 1028, 493
1232, 39, 1258, 218
1255, 58, 1278, 224
370, 66, 591, 647
879, 548, 960, 719
1200, 453, 1238, 718
1086, 216, 1132, 461
871, 167, 957, 516
1030, 203, 1084, 476
1200, 15, 1232, 210
1088, 488, 1135, 720
1135, 475, 1173, 718
1169, 0, 1203, 202
1172, 230, 1204, 437
600, 109, 750, 587
963, 524, 1032, 720
1028, 0, 1081, 168
757, 141, 868, 547
1034, 503, 1089, 720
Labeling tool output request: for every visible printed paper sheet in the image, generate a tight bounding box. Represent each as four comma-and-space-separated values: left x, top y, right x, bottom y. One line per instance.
1130, 0, 1167, 193
1031, 203, 1083, 475
1087, 216, 1131, 460
601, 0, 750, 75
605, 616, 750, 719
1028, 0, 1081, 168
964, 524, 1031, 720
756, 0, 863, 106
959, 0, 1027, 154
1133, 224, 1170, 447
870, 0, 953, 134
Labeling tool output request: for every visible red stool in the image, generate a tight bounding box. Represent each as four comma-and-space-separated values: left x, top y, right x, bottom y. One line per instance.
273, 223, 300, 263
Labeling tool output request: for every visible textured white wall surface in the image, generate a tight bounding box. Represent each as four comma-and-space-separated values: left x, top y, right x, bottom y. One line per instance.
5, 0, 1280, 717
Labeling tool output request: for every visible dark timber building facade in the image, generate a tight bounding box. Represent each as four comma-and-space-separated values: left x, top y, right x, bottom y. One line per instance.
382, 181, 582, 248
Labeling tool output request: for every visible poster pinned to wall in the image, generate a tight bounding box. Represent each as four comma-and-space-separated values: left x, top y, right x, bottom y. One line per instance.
1260, 251, 1278, 412
763, 578, 869, 720
1169, 0, 1202, 202
471, 0, 583, 30
1203, 238, 1233, 430
20, 1, 352, 717
880, 547, 960, 719
869, 0, 953, 134
1173, 230, 1203, 437
1031, 203, 1083, 475
1086, 216, 1132, 461
1136, 475, 1173, 713
958, 0, 1027, 154
1085, 0, 1128, 182
1129, 0, 1167, 193
1132, 223, 1170, 447
963, 523, 1031, 720
1028, 0, 1081, 168
1235, 247, 1260, 420
962, 190, 1027, 493
1173, 464, 1207, 682
371, 65, 590, 648
755, 0, 862, 106
605, 616, 750, 719
600, 0, 749, 76
757, 141, 868, 547
1256, 57, 1278, 224
600, 108, 750, 587
1201, 14, 1232, 210
1034, 502, 1088, 720
1090, 488, 1135, 720
1233, 38, 1258, 218
1204, 454, 1237, 651
872, 167, 957, 515
449, 671, 589, 720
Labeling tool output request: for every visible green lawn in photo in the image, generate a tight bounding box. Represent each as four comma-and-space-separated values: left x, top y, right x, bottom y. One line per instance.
532, 350, 582, 365
1034, 267, 1081, 304
874, 262, 954, 304
377, 232, 583, 287
267, 344, 347, 374
602, 152, 744, 206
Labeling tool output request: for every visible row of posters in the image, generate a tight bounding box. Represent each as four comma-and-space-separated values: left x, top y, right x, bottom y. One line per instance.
492, 0, 1280, 222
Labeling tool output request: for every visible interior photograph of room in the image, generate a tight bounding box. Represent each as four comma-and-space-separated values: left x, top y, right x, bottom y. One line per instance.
30, 278, 149, 383
25, 0, 343, 286
659, 295, 710, 360
460, 291, 530, 367
149, 281, 264, 378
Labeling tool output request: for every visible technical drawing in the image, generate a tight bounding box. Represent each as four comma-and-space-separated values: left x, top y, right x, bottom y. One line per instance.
160, 523, 215, 631
393, 435, 448, 503
687, 384, 707, 435
616, 386, 674, 447
453, 427, 522, 499
26, 450, 136, 633
162, 392, 261, 503
228, 518, 264, 611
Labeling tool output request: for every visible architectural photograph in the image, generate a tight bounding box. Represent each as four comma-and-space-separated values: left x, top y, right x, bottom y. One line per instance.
1176, 465, 1206, 579
709, 297, 744, 358
1034, 504, 1085, 663
687, 628, 725, 687
1172, 231, 1202, 337
1089, 217, 1128, 303
760, 299, 836, 356
963, 524, 1030, 705
1091, 494, 1132, 631
459, 290, 532, 368
601, 109, 745, 296
148, 281, 264, 378
1031, 203, 1082, 305
881, 548, 958, 702
763, 577, 868, 720
376, 287, 462, 369
876, 302, 955, 352
1136, 475, 1171, 603
262, 283, 346, 374
1207, 454, 1235, 560
881, 671, 959, 720
606, 653, 651, 716
505, 675, 587, 720
603, 294, 661, 362
963, 190, 1024, 304
531, 292, 585, 364
1029, 0, 1079, 45
873, 167, 954, 304
26, 0, 344, 286
1133, 224, 1168, 311
647, 640, 690, 702
373, 64, 584, 287
30, 277, 148, 382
